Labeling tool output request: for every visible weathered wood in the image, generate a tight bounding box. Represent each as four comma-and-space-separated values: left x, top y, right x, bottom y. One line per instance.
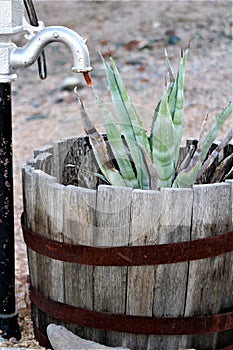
125, 189, 160, 349
226, 179, 233, 225
149, 188, 194, 350
53, 136, 99, 188
93, 185, 132, 347
22, 165, 39, 326
22, 168, 58, 331
26, 158, 36, 167
47, 183, 65, 303
22, 136, 233, 350
33, 170, 58, 332
177, 144, 187, 169
35, 181, 66, 332
212, 180, 233, 347
34, 152, 53, 175
184, 183, 232, 349
34, 144, 54, 158
63, 185, 96, 339
52, 137, 78, 183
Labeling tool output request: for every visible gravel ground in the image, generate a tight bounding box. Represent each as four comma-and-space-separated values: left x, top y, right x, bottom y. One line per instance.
3, 0, 232, 348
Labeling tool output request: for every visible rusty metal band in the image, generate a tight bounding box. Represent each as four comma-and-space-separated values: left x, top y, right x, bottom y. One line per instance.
22, 214, 233, 266
33, 321, 50, 348
30, 285, 233, 336
31, 325, 233, 350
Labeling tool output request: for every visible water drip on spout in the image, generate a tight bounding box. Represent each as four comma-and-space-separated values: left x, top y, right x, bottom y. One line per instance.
83, 72, 92, 87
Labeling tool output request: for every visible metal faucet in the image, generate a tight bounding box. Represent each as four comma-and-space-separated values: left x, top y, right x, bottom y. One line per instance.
0, 0, 92, 341
10, 24, 92, 74
0, 0, 92, 82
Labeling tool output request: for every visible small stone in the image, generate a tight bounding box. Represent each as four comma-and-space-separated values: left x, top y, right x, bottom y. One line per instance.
47, 324, 131, 350
165, 30, 181, 45
153, 21, 161, 28
61, 76, 84, 91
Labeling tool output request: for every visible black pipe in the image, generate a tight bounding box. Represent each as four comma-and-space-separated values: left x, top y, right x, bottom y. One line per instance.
0, 83, 20, 339
23, 0, 47, 80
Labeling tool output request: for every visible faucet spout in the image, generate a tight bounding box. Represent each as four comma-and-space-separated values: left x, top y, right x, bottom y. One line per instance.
10, 25, 92, 74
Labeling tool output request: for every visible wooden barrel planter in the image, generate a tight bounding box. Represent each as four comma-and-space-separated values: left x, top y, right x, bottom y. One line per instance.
22, 135, 233, 350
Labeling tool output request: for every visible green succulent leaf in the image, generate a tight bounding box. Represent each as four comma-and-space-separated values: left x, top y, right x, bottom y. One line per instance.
78, 50, 232, 190
200, 101, 233, 163
165, 47, 175, 85
151, 90, 176, 188
94, 91, 139, 188
173, 102, 233, 187
169, 48, 188, 166
76, 91, 127, 187
151, 48, 188, 176
103, 56, 151, 189
172, 154, 201, 188
168, 49, 188, 119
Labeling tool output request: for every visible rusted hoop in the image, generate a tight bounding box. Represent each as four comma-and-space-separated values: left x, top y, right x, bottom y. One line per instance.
32, 323, 233, 349
22, 213, 233, 266
30, 285, 233, 336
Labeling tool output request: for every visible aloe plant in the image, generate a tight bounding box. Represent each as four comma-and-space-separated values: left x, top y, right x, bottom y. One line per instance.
77, 49, 233, 190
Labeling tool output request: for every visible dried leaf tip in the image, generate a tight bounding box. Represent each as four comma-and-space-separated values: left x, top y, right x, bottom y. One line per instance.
74, 88, 97, 136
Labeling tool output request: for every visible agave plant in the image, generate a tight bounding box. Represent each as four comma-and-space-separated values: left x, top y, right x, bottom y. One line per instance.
76, 48, 233, 190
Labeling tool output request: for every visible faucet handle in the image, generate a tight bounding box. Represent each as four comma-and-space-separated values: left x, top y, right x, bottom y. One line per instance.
23, 0, 47, 80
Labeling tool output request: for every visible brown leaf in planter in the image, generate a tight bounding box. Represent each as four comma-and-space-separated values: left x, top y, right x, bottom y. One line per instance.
196, 129, 233, 182
176, 143, 196, 176
75, 88, 127, 187
139, 145, 158, 190
74, 89, 112, 169
224, 166, 233, 180
210, 152, 233, 183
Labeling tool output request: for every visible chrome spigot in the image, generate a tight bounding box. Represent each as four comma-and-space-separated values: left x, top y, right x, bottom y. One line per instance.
10, 24, 92, 74
0, 0, 92, 83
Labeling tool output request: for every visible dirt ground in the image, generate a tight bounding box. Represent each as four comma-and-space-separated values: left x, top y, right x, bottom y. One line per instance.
2, 0, 232, 348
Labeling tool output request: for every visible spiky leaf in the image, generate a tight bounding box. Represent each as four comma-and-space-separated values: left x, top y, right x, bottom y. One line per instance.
94, 92, 139, 188
103, 56, 151, 189
169, 49, 188, 166
76, 92, 127, 187
200, 101, 233, 163
173, 103, 233, 187
151, 90, 176, 188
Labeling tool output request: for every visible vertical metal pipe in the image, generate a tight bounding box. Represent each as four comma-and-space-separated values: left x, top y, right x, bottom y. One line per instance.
0, 83, 20, 339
